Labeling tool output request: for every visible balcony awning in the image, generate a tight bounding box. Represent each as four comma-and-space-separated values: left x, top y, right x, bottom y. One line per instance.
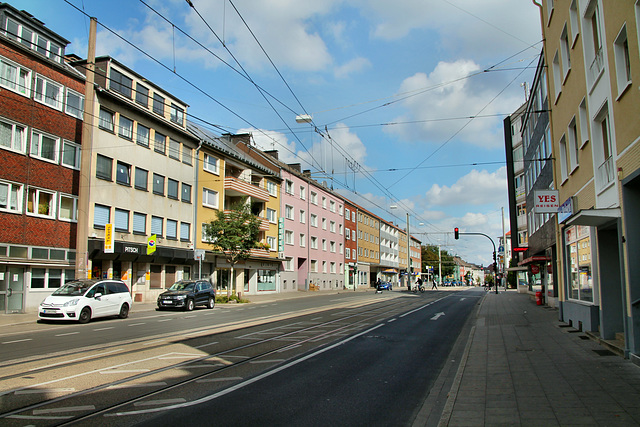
565, 208, 621, 228
518, 256, 550, 266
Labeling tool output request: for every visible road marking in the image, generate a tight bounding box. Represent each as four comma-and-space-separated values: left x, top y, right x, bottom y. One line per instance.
460, 298, 466, 301
184, 315, 196, 319
106, 323, 385, 416
30, 349, 122, 371
196, 377, 243, 383
100, 369, 150, 374
55, 332, 79, 337
184, 364, 224, 368
249, 359, 285, 364
93, 327, 114, 331
143, 339, 166, 346
33, 405, 95, 415
107, 382, 167, 389
277, 344, 302, 352
158, 318, 172, 322
387, 318, 396, 323
15, 388, 75, 394
1, 338, 32, 344
134, 398, 186, 407
311, 317, 323, 320
7, 414, 73, 420
128, 323, 146, 327
158, 355, 201, 360
431, 312, 445, 320
194, 341, 219, 349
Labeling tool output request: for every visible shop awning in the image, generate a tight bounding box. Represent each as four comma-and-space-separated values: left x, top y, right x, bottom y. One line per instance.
566, 208, 621, 228
382, 268, 398, 273
506, 266, 528, 271
518, 256, 550, 266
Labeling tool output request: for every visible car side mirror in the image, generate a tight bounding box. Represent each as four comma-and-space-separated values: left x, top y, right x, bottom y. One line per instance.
94, 293, 103, 298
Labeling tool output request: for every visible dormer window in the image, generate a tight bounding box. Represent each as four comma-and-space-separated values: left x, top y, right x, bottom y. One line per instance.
110, 68, 132, 98
3, 17, 64, 64
170, 103, 184, 125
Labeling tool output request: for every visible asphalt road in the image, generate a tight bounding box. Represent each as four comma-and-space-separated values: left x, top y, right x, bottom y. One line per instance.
134, 290, 482, 427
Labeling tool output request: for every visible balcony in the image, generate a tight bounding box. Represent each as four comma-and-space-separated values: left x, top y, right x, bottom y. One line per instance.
597, 156, 615, 191
223, 210, 270, 231
250, 247, 270, 258
224, 176, 269, 202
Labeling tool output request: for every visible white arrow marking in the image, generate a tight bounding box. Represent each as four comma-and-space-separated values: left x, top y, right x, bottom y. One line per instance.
431, 312, 445, 320
460, 298, 466, 301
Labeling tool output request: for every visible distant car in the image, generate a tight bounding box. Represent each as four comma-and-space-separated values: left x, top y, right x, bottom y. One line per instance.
39, 279, 132, 324
377, 282, 392, 291
157, 280, 216, 311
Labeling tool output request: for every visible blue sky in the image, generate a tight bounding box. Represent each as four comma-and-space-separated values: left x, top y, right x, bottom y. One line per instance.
15, 0, 542, 265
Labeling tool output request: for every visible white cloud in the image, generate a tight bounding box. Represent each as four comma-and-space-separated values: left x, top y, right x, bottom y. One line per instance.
334, 57, 371, 79
425, 167, 507, 207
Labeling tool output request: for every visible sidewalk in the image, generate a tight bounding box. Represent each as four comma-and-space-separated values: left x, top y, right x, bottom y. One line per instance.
438, 290, 640, 426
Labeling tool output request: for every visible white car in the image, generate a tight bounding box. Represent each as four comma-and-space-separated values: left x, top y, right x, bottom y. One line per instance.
39, 279, 132, 324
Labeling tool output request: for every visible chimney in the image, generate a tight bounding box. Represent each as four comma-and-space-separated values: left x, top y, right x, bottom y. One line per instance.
264, 150, 279, 159
303, 169, 311, 177
287, 163, 302, 172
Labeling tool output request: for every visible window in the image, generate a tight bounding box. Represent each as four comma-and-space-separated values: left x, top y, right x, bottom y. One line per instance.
153, 93, 165, 115
115, 208, 129, 232
552, 51, 561, 100
34, 75, 63, 110
109, 68, 132, 98
65, 88, 84, 119
579, 99, 589, 148
180, 222, 190, 241
330, 262, 336, 274
339, 243, 343, 254
346, 248, 350, 259
322, 261, 327, 273
182, 145, 192, 165
559, 135, 568, 182
182, 183, 192, 203
96, 154, 113, 180
310, 213, 318, 227
322, 197, 327, 209
322, 218, 327, 230
267, 236, 277, 251
569, 0, 579, 44
267, 181, 277, 196
118, 115, 133, 140
134, 167, 148, 190
285, 230, 294, 245
345, 228, 350, 239
153, 173, 165, 195
322, 239, 327, 251
339, 224, 343, 235
169, 139, 180, 160
135, 83, 149, 107
311, 236, 318, 249
310, 191, 317, 204
61, 141, 81, 169
568, 119, 579, 172
31, 268, 66, 289
311, 260, 317, 273
94, 204, 110, 228
285, 180, 294, 195
167, 178, 179, 199
330, 200, 335, 212
345, 208, 350, 219
136, 124, 150, 148
285, 258, 294, 271
166, 219, 178, 239
170, 103, 184, 125
0, 56, 31, 96
116, 161, 131, 186
299, 233, 306, 247
99, 108, 114, 132
0, 180, 23, 213
285, 204, 294, 220
351, 211, 355, 222
330, 241, 336, 252
330, 221, 336, 233
299, 209, 306, 223
0, 118, 26, 152
352, 230, 356, 241
300, 186, 306, 200
151, 131, 166, 154
30, 130, 58, 162
203, 188, 219, 208
560, 25, 571, 79
614, 25, 632, 96
151, 216, 163, 236
204, 154, 219, 174
267, 208, 276, 223
133, 212, 146, 234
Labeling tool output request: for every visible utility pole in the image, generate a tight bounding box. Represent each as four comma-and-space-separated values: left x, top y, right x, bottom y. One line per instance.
406, 212, 410, 287
438, 244, 442, 286
75, 17, 96, 280
502, 206, 507, 290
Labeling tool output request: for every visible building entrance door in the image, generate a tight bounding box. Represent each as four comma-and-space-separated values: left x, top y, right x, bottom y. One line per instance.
0, 267, 25, 313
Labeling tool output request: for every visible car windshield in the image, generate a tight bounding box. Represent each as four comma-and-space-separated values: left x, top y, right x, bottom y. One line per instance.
168, 281, 195, 291
51, 281, 93, 296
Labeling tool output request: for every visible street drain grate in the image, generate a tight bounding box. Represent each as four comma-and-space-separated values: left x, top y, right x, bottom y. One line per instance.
593, 349, 616, 356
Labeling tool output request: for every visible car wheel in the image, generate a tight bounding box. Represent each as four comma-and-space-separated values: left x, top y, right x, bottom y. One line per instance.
207, 296, 215, 309
78, 307, 91, 324
185, 299, 195, 311
119, 303, 129, 319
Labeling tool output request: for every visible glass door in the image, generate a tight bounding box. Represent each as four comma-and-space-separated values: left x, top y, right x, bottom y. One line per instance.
7, 267, 25, 313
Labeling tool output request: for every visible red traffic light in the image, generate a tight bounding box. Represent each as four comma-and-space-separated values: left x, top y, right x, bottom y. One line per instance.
454, 227, 459, 239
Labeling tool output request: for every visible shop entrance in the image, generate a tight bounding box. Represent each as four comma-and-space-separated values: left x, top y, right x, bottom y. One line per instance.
0, 267, 25, 313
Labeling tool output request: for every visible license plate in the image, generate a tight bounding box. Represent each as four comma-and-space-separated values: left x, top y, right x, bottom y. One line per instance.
43, 309, 57, 314
162, 300, 173, 304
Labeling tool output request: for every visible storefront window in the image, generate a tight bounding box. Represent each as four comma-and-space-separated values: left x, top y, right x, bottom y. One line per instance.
565, 225, 593, 302
257, 269, 276, 291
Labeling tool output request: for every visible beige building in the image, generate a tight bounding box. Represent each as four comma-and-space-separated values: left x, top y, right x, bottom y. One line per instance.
354, 205, 380, 287
539, 0, 640, 361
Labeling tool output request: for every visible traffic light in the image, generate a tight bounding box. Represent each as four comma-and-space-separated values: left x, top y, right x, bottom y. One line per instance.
454, 227, 459, 239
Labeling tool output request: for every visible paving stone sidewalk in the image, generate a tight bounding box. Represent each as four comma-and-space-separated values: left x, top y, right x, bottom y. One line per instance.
439, 290, 640, 426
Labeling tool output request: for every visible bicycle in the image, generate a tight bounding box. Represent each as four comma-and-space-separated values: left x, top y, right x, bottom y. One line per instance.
413, 283, 425, 293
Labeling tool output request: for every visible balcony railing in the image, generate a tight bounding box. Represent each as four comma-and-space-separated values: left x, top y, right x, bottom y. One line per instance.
224, 176, 269, 201
597, 156, 615, 190
588, 47, 605, 88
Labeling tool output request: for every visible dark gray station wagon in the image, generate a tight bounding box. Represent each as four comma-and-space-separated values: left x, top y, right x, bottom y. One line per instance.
157, 280, 216, 311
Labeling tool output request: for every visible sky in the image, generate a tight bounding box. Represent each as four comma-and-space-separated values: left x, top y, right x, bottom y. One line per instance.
14, 0, 543, 266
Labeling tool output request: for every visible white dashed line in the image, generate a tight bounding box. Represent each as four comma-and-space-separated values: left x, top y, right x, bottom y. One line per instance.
134, 398, 186, 407
33, 405, 95, 415
1, 338, 32, 344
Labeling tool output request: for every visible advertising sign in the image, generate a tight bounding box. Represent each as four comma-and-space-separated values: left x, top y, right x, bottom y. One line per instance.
534, 190, 559, 213
557, 197, 574, 223
104, 223, 114, 253
147, 234, 157, 255
278, 218, 285, 252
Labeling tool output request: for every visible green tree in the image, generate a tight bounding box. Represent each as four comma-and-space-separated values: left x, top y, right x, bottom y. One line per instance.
202, 199, 260, 297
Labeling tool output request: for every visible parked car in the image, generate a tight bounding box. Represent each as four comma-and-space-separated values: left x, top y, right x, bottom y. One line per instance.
157, 280, 216, 311
39, 279, 132, 324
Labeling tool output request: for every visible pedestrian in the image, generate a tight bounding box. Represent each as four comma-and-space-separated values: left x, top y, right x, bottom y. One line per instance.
432, 279, 438, 290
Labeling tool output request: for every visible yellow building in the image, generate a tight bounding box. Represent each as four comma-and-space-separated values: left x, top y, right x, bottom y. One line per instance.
354, 205, 380, 287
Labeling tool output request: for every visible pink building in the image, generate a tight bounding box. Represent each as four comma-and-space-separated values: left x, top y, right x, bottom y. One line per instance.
277, 164, 345, 292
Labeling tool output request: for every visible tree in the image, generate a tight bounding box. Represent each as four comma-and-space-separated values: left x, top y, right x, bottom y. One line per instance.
202, 198, 261, 297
